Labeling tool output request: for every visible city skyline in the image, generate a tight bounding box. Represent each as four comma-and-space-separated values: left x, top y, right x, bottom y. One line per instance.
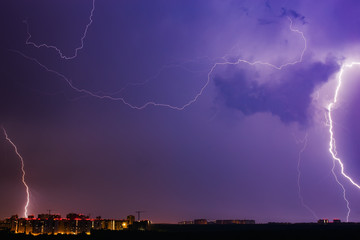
1, 0, 360, 224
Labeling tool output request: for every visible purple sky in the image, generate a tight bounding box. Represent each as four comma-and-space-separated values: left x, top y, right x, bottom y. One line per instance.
1, 0, 360, 223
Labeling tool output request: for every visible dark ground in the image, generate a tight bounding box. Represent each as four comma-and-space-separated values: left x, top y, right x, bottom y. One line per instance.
2, 223, 360, 240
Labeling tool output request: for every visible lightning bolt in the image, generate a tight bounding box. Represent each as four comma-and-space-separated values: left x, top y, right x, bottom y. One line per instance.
12, 16, 306, 111
2, 127, 30, 218
331, 159, 351, 222
13, 1, 360, 221
327, 61, 360, 222
24, 0, 95, 60
9, 4, 317, 221
9, 49, 205, 110
219, 17, 306, 70
294, 132, 318, 220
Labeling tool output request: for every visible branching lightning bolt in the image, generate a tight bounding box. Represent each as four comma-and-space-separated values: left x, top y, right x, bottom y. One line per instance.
327, 61, 360, 222
294, 132, 318, 220
219, 17, 306, 70
2, 127, 30, 218
13, 16, 306, 111
24, 0, 95, 60
13, 0, 360, 222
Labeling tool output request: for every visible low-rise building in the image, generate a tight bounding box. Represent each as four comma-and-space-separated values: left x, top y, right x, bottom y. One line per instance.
4, 213, 138, 235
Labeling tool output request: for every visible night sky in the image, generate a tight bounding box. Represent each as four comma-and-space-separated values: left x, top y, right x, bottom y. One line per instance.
1, 0, 360, 224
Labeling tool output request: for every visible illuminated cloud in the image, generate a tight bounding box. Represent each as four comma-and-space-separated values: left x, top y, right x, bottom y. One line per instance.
214, 57, 340, 125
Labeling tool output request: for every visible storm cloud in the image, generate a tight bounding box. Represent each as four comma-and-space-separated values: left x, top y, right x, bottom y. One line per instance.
214, 57, 340, 125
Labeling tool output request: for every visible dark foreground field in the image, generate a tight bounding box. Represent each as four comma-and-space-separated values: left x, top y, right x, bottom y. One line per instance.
2, 223, 360, 240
